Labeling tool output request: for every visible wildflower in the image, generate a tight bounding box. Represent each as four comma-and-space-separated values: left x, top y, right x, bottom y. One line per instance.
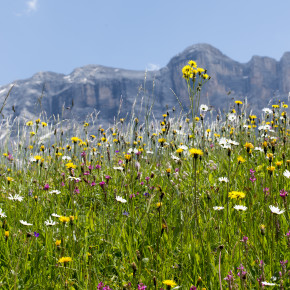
58, 257, 72, 263
49, 190, 61, 195
235, 100, 243, 105
41, 122, 47, 127
267, 166, 275, 174
71, 137, 79, 143
162, 280, 177, 287
189, 148, 203, 158
4, 231, 9, 238
26, 121, 33, 126
66, 162, 77, 169
68, 176, 81, 182
19, 220, 33, 226
156, 202, 162, 208
200, 104, 209, 112
138, 283, 147, 290
260, 224, 266, 235
8, 194, 24, 202
51, 213, 61, 218
43, 184, 50, 190
283, 169, 290, 178
34, 232, 39, 238
45, 218, 57, 226
6, 177, 13, 182
261, 282, 276, 286
218, 177, 229, 183
0, 208, 7, 218
59, 216, 70, 223
229, 191, 246, 199
269, 205, 285, 215
234, 205, 247, 211
237, 156, 245, 164
116, 196, 127, 203
228, 113, 236, 121
279, 189, 288, 199
99, 181, 106, 189
244, 142, 254, 152
213, 206, 224, 211
55, 240, 61, 246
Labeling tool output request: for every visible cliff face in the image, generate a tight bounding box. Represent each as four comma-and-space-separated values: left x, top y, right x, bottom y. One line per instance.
0, 44, 288, 124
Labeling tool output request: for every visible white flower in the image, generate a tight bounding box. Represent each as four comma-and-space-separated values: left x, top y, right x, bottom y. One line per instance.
200, 104, 209, 112
44, 218, 57, 226
228, 140, 239, 146
62, 156, 71, 161
51, 213, 61, 218
49, 190, 61, 195
254, 147, 263, 152
113, 166, 124, 171
68, 176, 81, 181
171, 154, 180, 161
19, 220, 33, 226
218, 177, 229, 183
146, 150, 153, 154
269, 205, 285, 215
234, 205, 247, 211
29, 157, 37, 162
213, 206, 224, 211
258, 125, 271, 131
128, 148, 139, 154
178, 145, 188, 150
0, 208, 7, 218
116, 196, 127, 203
8, 194, 24, 202
228, 113, 236, 121
261, 281, 276, 286
262, 108, 272, 114
283, 170, 290, 179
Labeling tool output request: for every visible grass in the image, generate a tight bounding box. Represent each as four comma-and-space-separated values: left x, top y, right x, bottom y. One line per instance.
0, 62, 289, 289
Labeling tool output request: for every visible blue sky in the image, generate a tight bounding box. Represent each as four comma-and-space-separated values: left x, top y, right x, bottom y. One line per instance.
1, 0, 290, 85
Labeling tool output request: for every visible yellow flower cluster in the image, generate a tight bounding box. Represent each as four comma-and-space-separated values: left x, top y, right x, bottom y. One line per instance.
182, 60, 209, 80
228, 191, 246, 199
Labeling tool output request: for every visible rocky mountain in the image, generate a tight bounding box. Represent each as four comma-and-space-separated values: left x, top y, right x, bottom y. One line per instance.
0, 43, 289, 125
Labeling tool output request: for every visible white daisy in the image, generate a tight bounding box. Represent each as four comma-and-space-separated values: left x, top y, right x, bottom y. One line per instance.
116, 196, 127, 203
49, 190, 61, 195
213, 206, 224, 211
62, 156, 71, 161
228, 140, 239, 146
51, 213, 61, 218
113, 166, 124, 171
269, 205, 285, 215
200, 104, 209, 112
228, 113, 236, 121
44, 218, 57, 226
0, 208, 7, 218
171, 154, 180, 161
179, 145, 188, 150
234, 205, 247, 211
8, 194, 24, 202
262, 108, 272, 114
68, 176, 81, 181
261, 281, 276, 286
128, 148, 139, 154
254, 147, 263, 152
218, 177, 229, 183
146, 150, 153, 154
283, 170, 290, 179
19, 220, 33, 226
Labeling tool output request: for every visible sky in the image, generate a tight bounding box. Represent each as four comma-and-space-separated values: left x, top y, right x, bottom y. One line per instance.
1, 0, 290, 86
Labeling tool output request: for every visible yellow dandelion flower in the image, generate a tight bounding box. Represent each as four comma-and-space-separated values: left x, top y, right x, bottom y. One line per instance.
55, 240, 61, 246
66, 162, 77, 169
59, 216, 70, 223
26, 121, 33, 126
235, 100, 243, 105
162, 280, 177, 287
58, 257, 72, 263
228, 191, 246, 199
189, 148, 203, 158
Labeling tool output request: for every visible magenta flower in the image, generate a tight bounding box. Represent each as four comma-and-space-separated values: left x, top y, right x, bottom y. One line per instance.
280, 189, 288, 199
44, 184, 50, 190
138, 283, 147, 290
99, 181, 106, 189
96, 164, 101, 169
91, 182, 96, 186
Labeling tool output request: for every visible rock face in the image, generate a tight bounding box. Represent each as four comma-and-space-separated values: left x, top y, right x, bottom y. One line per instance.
0, 44, 288, 124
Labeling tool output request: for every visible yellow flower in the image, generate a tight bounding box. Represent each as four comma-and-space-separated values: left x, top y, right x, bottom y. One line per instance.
188, 60, 197, 68
176, 148, 183, 153
189, 148, 203, 158
35, 119, 40, 124
55, 240, 61, 246
41, 122, 47, 127
30, 132, 36, 136
158, 138, 166, 144
71, 137, 79, 143
235, 100, 243, 105
101, 137, 107, 142
90, 135, 96, 139
124, 154, 131, 161
197, 67, 205, 74
275, 161, 282, 168
237, 156, 246, 164
267, 166, 275, 172
283, 104, 288, 108
156, 202, 162, 208
59, 216, 70, 223
4, 231, 9, 238
6, 177, 13, 182
272, 104, 279, 108
84, 122, 89, 127
34, 155, 42, 161
182, 65, 193, 79
66, 162, 77, 169
228, 191, 246, 199
26, 121, 33, 126
166, 168, 171, 173
202, 74, 209, 79
58, 257, 72, 263
162, 280, 177, 287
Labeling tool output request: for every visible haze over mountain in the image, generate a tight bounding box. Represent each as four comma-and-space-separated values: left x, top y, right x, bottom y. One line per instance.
0, 43, 289, 124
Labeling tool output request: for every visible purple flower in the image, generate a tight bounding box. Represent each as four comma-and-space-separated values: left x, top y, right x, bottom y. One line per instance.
81, 151, 86, 157
91, 182, 96, 187
138, 283, 147, 290
74, 187, 80, 194
280, 189, 288, 199
286, 230, 290, 237
99, 181, 106, 189
122, 211, 129, 216
242, 236, 248, 243
115, 150, 119, 153
190, 286, 197, 290
144, 192, 149, 197
84, 171, 90, 175
34, 232, 39, 238
96, 164, 101, 169
145, 176, 150, 181
61, 182, 65, 187
88, 165, 93, 170
44, 184, 50, 190
263, 187, 269, 193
